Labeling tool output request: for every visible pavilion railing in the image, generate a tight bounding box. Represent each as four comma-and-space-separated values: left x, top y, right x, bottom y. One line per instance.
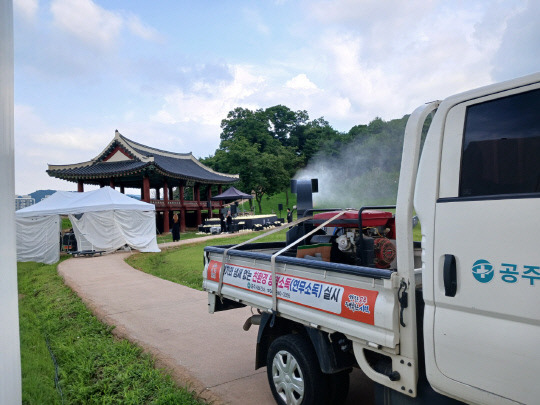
149, 199, 223, 210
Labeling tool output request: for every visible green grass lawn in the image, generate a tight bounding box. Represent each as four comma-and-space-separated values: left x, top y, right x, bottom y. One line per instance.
413, 225, 422, 241
61, 216, 72, 231
127, 230, 288, 290
156, 231, 208, 244
18, 260, 205, 405
239, 190, 296, 217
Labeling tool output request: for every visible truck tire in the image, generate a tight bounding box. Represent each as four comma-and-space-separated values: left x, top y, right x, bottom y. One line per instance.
267, 334, 327, 405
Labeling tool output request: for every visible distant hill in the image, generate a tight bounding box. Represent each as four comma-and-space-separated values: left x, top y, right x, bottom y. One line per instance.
29, 189, 57, 202
18, 190, 141, 202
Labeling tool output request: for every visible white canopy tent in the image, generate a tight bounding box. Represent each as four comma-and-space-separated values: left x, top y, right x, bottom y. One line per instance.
16, 187, 160, 264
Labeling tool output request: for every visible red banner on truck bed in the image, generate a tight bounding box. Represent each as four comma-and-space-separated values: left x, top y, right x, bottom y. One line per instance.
207, 260, 378, 325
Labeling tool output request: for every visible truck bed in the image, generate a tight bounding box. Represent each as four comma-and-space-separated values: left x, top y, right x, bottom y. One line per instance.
203, 241, 402, 350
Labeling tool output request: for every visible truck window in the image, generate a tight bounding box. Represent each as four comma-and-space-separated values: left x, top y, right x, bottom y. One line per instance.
459, 88, 540, 197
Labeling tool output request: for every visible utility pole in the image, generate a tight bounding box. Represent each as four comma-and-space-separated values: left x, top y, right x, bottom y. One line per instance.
0, 0, 22, 403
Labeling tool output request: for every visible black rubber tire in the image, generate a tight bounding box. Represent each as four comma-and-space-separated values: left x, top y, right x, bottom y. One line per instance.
266, 334, 327, 405
326, 369, 350, 404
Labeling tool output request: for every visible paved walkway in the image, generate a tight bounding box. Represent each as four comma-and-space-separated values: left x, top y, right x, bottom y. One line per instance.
58, 235, 371, 404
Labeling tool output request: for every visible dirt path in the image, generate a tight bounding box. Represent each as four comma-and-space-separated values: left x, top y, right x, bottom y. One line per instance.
58, 233, 371, 404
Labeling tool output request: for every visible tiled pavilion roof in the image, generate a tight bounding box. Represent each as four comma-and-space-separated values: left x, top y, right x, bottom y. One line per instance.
47, 130, 238, 188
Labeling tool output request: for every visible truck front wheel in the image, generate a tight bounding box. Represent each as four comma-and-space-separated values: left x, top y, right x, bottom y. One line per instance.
267, 334, 326, 405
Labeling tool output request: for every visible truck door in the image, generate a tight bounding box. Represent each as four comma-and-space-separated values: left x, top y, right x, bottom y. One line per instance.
432, 85, 540, 404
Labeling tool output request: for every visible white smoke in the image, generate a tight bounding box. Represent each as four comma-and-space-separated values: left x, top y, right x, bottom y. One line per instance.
295, 125, 405, 209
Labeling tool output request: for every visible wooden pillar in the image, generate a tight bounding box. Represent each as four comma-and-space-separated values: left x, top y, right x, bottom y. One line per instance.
179, 182, 186, 232
207, 186, 213, 218
195, 184, 201, 225
163, 180, 169, 204
155, 187, 160, 200
120, 185, 125, 194
156, 212, 161, 233
163, 210, 170, 233
169, 185, 173, 201
109, 178, 115, 189
143, 175, 150, 202
180, 209, 186, 232
162, 179, 169, 233
194, 183, 200, 202
99, 180, 104, 188
77, 180, 84, 192
218, 184, 223, 206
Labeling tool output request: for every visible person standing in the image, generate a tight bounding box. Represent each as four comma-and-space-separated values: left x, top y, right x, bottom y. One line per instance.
287, 208, 293, 223
171, 213, 181, 242
219, 212, 226, 233
226, 210, 233, 233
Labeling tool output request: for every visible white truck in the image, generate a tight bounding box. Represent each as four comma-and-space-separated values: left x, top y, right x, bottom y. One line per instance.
202, 72, 540, 405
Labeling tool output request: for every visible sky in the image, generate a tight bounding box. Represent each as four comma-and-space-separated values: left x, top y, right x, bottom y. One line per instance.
13, 0, 540, 195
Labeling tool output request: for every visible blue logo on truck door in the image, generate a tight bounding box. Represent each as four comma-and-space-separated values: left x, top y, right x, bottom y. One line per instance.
472, 259, 494, 283
472, 260, 540, 286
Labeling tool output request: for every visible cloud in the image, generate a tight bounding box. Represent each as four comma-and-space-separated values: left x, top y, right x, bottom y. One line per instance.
491, 0, 540, 80
50, 0, 123, 51
15, 0, 165, 89
16, 105, 109, 162
286, 74, 317, 91
126, 14, 163, 42
14, 0, 38, 21
243, 8, 270, 35
151, 65, 265, 127
14, 104, 114, 193
36, 129, 108, 154
296, 1, 531, 124
48, 0, 162, 56
150, 61, 356, 138
306, 0, 431, 35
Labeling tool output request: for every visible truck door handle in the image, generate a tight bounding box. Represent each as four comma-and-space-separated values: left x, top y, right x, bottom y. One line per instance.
443, 254, 457, 297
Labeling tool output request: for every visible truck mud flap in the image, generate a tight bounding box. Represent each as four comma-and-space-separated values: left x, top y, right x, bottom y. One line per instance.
305, 328, 356, 374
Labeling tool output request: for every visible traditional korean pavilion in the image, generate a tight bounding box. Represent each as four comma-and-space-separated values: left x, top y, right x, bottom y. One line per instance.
47, 130, 239, 232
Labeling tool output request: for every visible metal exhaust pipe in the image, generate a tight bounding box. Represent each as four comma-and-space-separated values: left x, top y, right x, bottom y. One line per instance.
242, 314, 262, 331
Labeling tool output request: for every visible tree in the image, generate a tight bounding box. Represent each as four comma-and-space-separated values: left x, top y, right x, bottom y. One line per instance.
220, 107, 278, 153
265, 105, 309, 146
264, 105, 307, 205
275, 144, 302, 207
298, 118, 342, 164
212, 106, 305, 212
204, 103, 426, 211
207, 105, 416, 212
207, 137, 293, 213
251, 151, 290, 213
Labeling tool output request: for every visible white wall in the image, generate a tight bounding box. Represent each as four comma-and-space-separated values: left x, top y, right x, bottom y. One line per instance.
0, 0, 22, 403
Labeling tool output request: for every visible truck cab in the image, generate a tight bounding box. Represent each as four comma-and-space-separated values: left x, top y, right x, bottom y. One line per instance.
417, 75, 540, 405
